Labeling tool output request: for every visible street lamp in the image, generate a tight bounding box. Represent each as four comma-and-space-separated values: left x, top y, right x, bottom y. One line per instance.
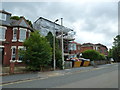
53, 19, 59, 71
53, 18, 64, 70
61, 18, 64, 70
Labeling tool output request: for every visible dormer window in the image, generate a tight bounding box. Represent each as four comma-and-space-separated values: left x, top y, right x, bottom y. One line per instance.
0, 13, 6, 21
0, 26, 7, 41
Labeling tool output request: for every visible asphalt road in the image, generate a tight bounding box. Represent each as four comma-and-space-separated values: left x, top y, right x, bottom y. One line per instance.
2, 63, 119, 88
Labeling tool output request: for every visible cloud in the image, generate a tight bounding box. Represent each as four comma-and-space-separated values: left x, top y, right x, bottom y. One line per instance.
2, 1, 118, 49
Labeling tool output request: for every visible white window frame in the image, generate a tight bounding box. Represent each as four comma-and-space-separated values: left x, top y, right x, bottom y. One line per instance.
28, 30, 31, 37
0, 13, 6, 21
11, 46, 16, 61
18, 46, 25, 62
12, 27, 18, 42
0, 45, 4, 48
19, 28, 27, 42
0, 26, 7, 41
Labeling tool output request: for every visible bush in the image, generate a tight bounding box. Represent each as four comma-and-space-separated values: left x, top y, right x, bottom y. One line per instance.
82, 50, 100, 61
98, 54, 106, 60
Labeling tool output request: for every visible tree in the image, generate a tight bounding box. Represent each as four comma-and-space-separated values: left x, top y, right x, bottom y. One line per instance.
10, 16, 20, 20
45, 32, 53, 48
111, 35, 120, 62
113, 35, 120, 47
108, 48, 113, 58
112, 46, 120, 62
45, 32, 62, 69
82, 50, 100, 61
20, 31, 52, 71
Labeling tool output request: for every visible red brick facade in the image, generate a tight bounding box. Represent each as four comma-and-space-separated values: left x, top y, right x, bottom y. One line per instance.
0, 10, 33, 66
80, 43, 108, 56
1, 26, 31, 66
68, 42, 108, 59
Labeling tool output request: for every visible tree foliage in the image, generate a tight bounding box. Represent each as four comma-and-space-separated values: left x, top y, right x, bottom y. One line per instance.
45, 32, 53, 48
10, 16, 20, 20
45, 32, 62, 69
20, 31, 52, 71
109, 35, 120, 62
98, 54, 106, 60
82, 50, 101, 61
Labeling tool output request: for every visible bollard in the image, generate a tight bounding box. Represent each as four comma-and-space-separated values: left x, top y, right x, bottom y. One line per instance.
9, 60, 16, 74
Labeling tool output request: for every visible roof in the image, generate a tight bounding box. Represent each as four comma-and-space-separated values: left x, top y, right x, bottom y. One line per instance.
0, 20, 11, 26
12, 17, 33, 30
70, 41, 81, 45
82, 43, 94, 46
0, 10, 11, 15
0, 10, 33, 31
81, 43, 108, 49
34, 17, 73, 32
95, 43, 108, 49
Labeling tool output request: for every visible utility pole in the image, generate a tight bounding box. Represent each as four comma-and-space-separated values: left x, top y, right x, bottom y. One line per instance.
61, 18, 64, 70
53, 19, 58, 71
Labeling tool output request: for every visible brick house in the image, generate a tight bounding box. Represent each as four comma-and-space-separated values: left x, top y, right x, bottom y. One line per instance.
80, 43, 108, 56
0, 10, 33, 66
68, 41, 81, 58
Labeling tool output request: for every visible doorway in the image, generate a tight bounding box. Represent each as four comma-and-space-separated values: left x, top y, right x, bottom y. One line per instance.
0, 47, 4, 65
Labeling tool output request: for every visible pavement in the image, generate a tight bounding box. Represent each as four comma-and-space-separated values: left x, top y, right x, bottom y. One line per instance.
1, 63, 117, 85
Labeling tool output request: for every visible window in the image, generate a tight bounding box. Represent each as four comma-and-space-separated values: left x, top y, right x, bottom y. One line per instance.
12, 28, 18, 41
104, 49, 107, 53
19, 28, 26, 42
69, 43, 76, 50
11, 46, 16, 60
78, 46, 80, 50
18, 46, 25, 62
0, 26, 6, 41
73, 44, 76, 50
0, 13, 6, 21
28, 30, 31, 37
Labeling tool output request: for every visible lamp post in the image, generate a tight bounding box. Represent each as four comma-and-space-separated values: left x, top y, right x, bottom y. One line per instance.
53, 19, 59, 71
61, 18, 64, 70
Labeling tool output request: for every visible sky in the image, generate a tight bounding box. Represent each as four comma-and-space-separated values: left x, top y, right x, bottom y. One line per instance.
1, 0, 119, 49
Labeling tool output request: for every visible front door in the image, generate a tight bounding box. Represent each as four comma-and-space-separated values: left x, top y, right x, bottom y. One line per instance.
0, 47, 4, 65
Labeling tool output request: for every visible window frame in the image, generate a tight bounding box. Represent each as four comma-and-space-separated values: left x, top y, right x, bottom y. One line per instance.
0, 26, 7, 41
19, 28, 27, 42
0, 13, 6, 21
18, 46, 25, 62
12, 27, 18, 42
11, 46, 16, 60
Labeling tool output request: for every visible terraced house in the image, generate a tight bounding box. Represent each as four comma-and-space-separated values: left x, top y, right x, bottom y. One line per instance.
0, 10, 33, 66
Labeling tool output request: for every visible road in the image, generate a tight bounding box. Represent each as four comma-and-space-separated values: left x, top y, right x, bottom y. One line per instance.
2, 63, 119, 88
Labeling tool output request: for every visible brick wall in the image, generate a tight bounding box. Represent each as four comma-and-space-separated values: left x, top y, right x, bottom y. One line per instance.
3, 26, 30, 66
